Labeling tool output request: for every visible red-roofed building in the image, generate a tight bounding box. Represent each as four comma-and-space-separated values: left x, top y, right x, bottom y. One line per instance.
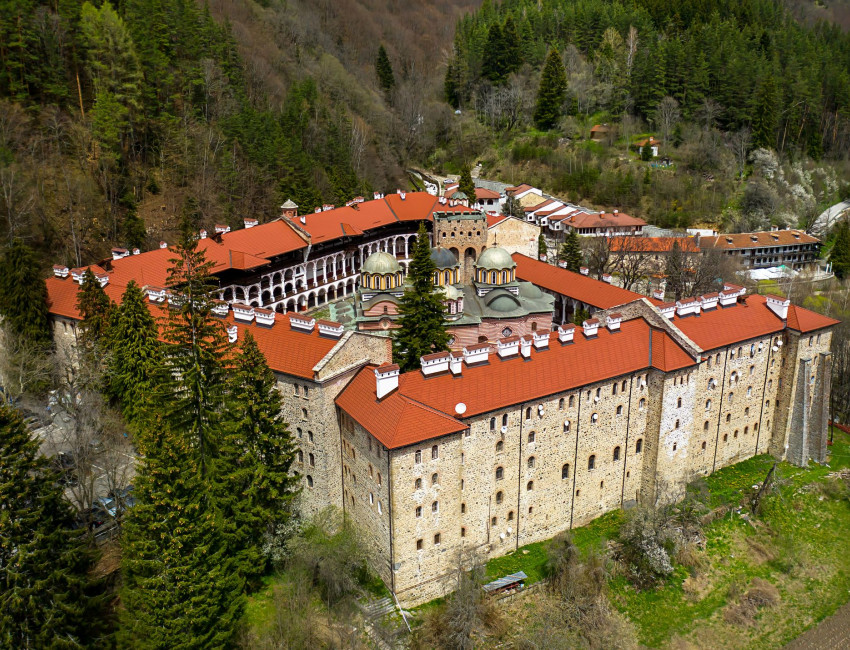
699, 229, 821, 271
557, 210, 646, 237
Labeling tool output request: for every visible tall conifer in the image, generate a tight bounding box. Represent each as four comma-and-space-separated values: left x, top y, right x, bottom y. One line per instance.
458, 165, 475, 199
482, 23, 507, 84
393, 222, 450, 372
831, 221, 850, 280
375, 44, 395, 93
77, 267, 114, 347
0, 240, 51, 349
560, 230, 583, 272
534, 48, 568, 130
0, 404, 104, 647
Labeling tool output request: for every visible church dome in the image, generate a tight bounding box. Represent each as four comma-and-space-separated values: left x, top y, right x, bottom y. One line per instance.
486, 292, 522, 312
361, 251, 401, 275
440, 284, 462, 301
475, 247, 516, 271
430, 247, 459, 269
449, 190, 468, 200
518, 282, 544, 299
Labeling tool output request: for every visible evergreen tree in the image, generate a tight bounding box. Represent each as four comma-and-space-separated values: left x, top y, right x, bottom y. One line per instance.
502, 17, 522, 76
393, 222, 450, 372
375, 44, 395, 93
559, 229, 583, 272
120, 424, 244, 647
482, 23, 507, 84
107, 280, 162, 424
0, 404, 104, 647
831, 221, 850, 280
751, 74, 779, 150
458, 165, 475, 200
217, 332, 299, 588
538, 233, 548, 260
534, 48, 568, 130
573, 307, 591, 326
0, 240, 52, 349
77, 267, 114, 347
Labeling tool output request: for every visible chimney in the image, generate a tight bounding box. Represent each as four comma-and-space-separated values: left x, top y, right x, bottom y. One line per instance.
450, 352, 463, 376
214, 224, 231, 234
111, 247, 129, 260
227, 324, 238, 343
606, 313, 622, 332
675, 297, 700, 317
146, 286, 166, 303
375, 363, 400, 399
211, 300, 229, 318
280, 200, 299, 219
579, 266, 589, 276
95, 273, 109, 287
658, 302, 676, 319
652, 287, 665, 300
602, 273, 613, 284
52, 264, 69, 278
244, 218, 259, 229
558, 323, 575, 344
317, 319, 344, 339
322, 204, 335, 212
374, 191, 382, 200
765, 294, 790, 320
421, 351, 451, 376
497, 336, 520, 359
132, 248, 140, 255
255, 307, 276, 327
582, 318, 600, 338
700, 293, 719, 311
198, 229, 207, 239
613, 209, 619, 215
520, 335, 533, 359
232, 303, 255, 323
532, 330, 550, 350
462, 343, 490, 366
289, 314, 315, 333
159, 241, 168, 249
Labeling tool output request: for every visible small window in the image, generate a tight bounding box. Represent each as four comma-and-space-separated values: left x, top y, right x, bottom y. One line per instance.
613, 383, 618, 395
491, 516, 497, 526
527, 480, 534, 491
616, 405, 623, 416
297, 427, 302, 438
434, 533, 441, 545
702, 441, 707, 450
591, 412, 599, 423
596, 387, 601, 398
726, 413, 731, 422
744, 426, 749, 435
490, 417, 496, 430
559, 398, 565, 410
635, 439, 643, 454
749, 365, 755, 376
369, 492, 374, 505
495, 440, 503, 452
416, 539, 423, 550
528, 431, 536, 443
563, 420, 571, 432
461, 502, 466, 513
461, 527, 466, 537
431, 445, 439, 460
613, 446, 621, 461
747, 386, 752, 397
496, 466, 504, 480
704, 420, 709, 431
525, 407, 532, 420
301, 408, 308, 419
308, 431, 314, 442
723, 433, 728, 442
432, 501, 439, 513
431, 473, 438, 485
588, 455, 596, 470
377, 473, 382, 486
639, 398, 646, 410
569, 395, 575, 407
674, 419, 679, 429
507, 511, 514, 521
677, 397, 682, 408
294, 384, 300, 396
415, 450, 422, 464
623, 380, 628, 392
745, 407, 750, 416
562, 463, 570, 479
306, 475, 313, 487
297, 450, 303, 463
706, 399, 712, 410
502, 414, 508, 427
729, 392, 734, 403
734, 430, 738, 438
527, 456, 536, 468
496, 491, 503, 504
414, 478, 421, 489
309, 453, 315, 466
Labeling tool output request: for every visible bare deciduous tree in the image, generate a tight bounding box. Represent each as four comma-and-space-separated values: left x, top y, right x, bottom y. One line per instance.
729, 127, 752, 181
655, 96, 680, 146
608, 236, 657, 291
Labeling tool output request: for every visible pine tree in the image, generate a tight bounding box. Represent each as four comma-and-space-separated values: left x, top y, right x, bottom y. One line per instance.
458, 164, 475, 200
538, 233, 548, 260
502, 17, 522, 76
217, 332, 299, 588
0, 240, 52, 349
120, 424, 244, 647
831, 221, 850, 280
559, 229, 583, 272
482, 23, 507, 84
77, 267, 114, 347
534, 48, 568, 130
393, 222, 450, 372
161, 230, 232, 478
751, 73, 778, 150
375, 44, 395, 93
0, 404, 104, 647
107, 280, 162, 424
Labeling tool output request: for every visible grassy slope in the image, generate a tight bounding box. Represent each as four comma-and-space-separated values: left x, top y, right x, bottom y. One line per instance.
484, 428, 850, 648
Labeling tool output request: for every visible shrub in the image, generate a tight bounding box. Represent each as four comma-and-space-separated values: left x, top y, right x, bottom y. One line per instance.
618, 505, 679, 589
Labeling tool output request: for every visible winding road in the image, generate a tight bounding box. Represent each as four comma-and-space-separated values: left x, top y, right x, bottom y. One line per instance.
812, 199, 850, 235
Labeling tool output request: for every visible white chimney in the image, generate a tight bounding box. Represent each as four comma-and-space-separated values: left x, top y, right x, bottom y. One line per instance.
463, 343, 490, 366
675, 297, 700, 317
659, 302, 676, 319
111, 247, 129, 260
317, 320, 344, 339
421, 351, 451, 376
532, 330, 549, 350
227, 324, 238, 343
255, 307, 276, 327
374, 191, 382, 200
244, 218, 259, 229
95, 273, 109, 287
558, 323, 575, 344
159, 241, 168, 249
146, 286, 166, 303
215, 224, 230, 234
132, 248, 140, 255
450, 352, 463, 376
497, 336, 520, 359
375, 364, 400, 399
232, 303, 255, 323
652, 287, 665, 300
199, 229, 207, 239
718, 288, 740, 307
602, 273, 613, 284
211, 300, 229, 317
288, 314, 315, 333
765, 294, 790, 320
52, 265, 69, 278
579, 266, 589, 276
606, 313, 622, 332
700, 293, 719, 311
582, 319, 600, 338
520, 335, 533, 359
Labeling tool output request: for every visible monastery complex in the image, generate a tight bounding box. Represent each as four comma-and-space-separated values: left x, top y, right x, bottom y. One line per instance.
43, 191, 838, 606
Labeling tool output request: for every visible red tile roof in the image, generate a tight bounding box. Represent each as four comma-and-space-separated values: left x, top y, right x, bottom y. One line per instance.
219, 220, 307, 259
560, 211, 647, 229
475, 188, 501, 200
700, 230, 820, 250
487, 214, 509, 228
610, 237, 700, 253
506, 184, 535, 196
786, 303, 840, 333
336, 318, 694, 448
512, 254, 643, 310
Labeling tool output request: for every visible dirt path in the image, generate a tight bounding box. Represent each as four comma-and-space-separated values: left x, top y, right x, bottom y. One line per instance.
785, 601, 850, 649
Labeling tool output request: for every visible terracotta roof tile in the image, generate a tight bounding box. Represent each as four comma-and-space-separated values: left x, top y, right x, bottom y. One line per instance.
610, 236, 699, 253
700, 230, 820, 250
475, 188, 501, 200
786, 303, 839, 333
219, 220, 307, 259
561, 212, 646, 229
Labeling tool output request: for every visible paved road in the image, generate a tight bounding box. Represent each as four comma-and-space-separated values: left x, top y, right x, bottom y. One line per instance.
785, 600, 850, 650
811, 199, 850, 236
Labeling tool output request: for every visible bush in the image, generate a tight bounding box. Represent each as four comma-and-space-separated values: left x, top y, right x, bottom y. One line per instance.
617, 505, 679, 589
723, 578, 780, 626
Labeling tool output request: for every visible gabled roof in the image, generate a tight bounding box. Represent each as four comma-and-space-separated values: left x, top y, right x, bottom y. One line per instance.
474, 187, 501, 200
561, 211, 647, 229
512, 254, 642, 310
336, 318, 694, 448
219, 220, 307, 259
610, 236, 700, 254
700, 230, 820, 250
786, 303, 840, 333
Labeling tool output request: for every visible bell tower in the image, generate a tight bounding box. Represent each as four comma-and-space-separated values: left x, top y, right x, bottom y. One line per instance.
432, 209, 488, 284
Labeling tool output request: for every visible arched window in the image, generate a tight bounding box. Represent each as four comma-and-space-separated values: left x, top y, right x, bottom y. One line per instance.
635, 439, 643, 454
527, 481, 534, 491
528, 431, 535, 443
431, 473, 438, 485
369, 492, 374, 505
461, 503, 466, 513
431, 445, 439, 459
734, 430, 739, 438
525, 407, 532, 420
527, 456, 536, 468
297, 450, 303, 463
490, 417, 496, 430
495, 466, 504, 480
747, 386, 752, 397
588, 455, 596, 470
559, 398, 565, 410
723, 433, 728, 442
674, 420, 679, 429
729, 392, 734, 403
704, 421, 709, 431
744, 426, 749, 435
415, 450, 422, 464
507, 511, 514, 521
502, 413, 508, 427
414, 478, 422, 489
706, 399, 712, 410
415, 506, 422, 517
432, 501, 439, 513
569, 395, 575, 407
616, 405, 623, 416
613, 383, 618, 396
702, 441, 707, 450
613, 446, 621, 461
496, 491, 503, 504
591, 412, 599, 423
301, 408, 308, 419
495, 440, 503, 452
677, 397, 682, 408
639, 398, 646, 410
562, 464, 570, 479
306, 475, 313, 487
309, 453, 315, 466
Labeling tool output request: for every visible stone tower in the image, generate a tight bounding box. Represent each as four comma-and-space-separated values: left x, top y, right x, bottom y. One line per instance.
432, 209, 488, 284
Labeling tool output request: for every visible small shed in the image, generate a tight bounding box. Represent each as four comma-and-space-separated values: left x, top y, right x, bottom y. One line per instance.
482, 571, 527, 596
590, 124, 611, 141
